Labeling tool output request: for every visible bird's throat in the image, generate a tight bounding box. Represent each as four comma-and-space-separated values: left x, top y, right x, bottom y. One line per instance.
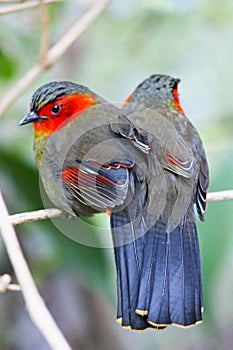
33, 132, 48, 168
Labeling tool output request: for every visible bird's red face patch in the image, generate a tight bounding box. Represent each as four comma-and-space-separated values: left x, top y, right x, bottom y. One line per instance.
33, 93, 97, 136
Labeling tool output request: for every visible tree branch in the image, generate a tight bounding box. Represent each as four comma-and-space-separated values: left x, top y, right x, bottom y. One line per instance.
10, 208, 64, 225
7, 190, 233, 226
0, 1, 26, 3
0, 1, 27, 3
0, 191, 72, 350
0, 0, 61, 15
206, 189, 233, 202
39, 0, 50, 62
0, 274, 21, 293
0, 0, 110, 117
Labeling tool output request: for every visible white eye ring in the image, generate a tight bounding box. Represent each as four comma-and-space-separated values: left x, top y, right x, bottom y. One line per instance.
51, 105, 62, 115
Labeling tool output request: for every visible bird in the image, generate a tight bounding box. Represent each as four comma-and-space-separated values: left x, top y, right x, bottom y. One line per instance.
19, 74, 209, 331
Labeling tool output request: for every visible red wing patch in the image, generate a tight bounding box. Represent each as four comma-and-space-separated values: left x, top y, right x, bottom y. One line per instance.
62, 160, 133, 209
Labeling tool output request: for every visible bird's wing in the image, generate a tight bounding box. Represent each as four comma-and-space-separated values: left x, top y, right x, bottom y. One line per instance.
195, 153, 209, 220
62, 159, 134, 209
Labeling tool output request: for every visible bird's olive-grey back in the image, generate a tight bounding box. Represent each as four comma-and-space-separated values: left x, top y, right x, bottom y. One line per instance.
30, 81, 92, 112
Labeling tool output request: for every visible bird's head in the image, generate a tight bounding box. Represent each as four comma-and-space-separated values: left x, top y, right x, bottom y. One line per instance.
123, 74, 184, 114
19, 81, 101, 137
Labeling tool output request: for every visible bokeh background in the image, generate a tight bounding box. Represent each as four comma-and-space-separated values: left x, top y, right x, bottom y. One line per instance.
0, 0, 233, 349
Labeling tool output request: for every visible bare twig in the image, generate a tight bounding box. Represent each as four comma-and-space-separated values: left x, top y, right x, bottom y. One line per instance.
0, 274, 21, 293
206, 190, 233, 202
0, 1, 26, 3
0, 1, 27, 3
7, 190, 233, 226
0, 191, 72, 350
0, 0, 110, 117
39, 0, 50, 62
46, 0, 110, 65
10, 208, 63, 225
0, 1, 24, 3
0, 0, 61, 15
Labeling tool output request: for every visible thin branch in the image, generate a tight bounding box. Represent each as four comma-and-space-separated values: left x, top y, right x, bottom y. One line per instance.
0, 0, 110, 117
45, 0, 110, 65
8, 190, 233, 226
206, 190, 233, 202
0, 274, 21, 293
0, 1, 27, 3
0, 191, 72, 350
0, 0, 61, 15
39, 0, 50, 62
10, 208, 64, 225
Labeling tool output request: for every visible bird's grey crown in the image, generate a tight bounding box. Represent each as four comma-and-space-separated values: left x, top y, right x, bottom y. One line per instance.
30, 81, 91, 112
129, 74, 180, 104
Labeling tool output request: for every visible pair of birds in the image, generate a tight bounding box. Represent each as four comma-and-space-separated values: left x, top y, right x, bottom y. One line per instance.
20, 74, 209, 331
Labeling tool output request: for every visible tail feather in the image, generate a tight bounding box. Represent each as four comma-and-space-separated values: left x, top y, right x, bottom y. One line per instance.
188, 219, 203, 321
168, 225, 192, 326
143, 222, 170, 325
112, 213, 203, 330
112, 212, 150, 330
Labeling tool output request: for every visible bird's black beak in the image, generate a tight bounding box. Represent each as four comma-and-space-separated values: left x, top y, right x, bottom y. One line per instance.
19, 112, 47, 126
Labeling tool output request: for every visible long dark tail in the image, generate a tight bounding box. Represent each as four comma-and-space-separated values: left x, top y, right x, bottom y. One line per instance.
111, 213, 203, 331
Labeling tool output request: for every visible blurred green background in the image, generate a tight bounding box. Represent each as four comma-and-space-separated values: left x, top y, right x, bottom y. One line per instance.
0, 0, 233, 349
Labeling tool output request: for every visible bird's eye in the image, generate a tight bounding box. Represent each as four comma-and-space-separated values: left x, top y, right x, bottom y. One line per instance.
51, 105, 62, 115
